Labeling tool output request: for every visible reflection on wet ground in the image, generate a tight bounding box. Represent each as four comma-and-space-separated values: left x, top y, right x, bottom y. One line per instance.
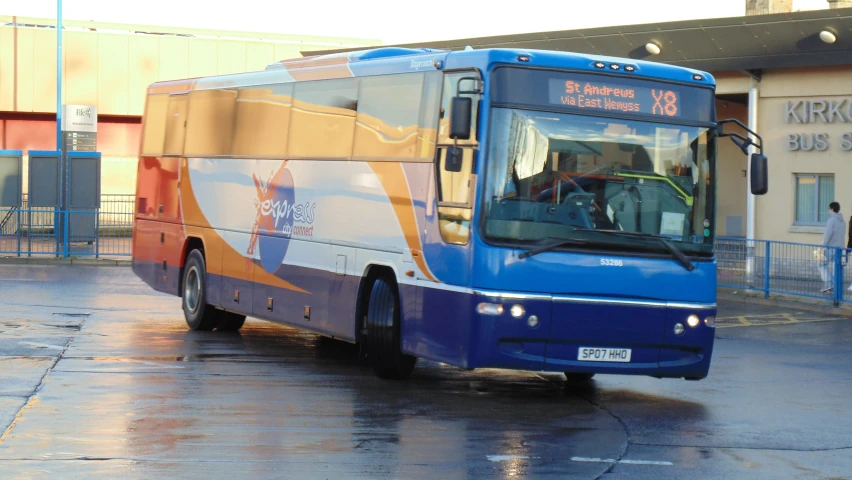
0, 265, 851, 479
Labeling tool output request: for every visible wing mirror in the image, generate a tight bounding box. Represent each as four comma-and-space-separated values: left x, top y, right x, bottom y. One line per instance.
449, 97, 472, 140
444, 146, 463, 172
718, 118, 769, 195
750, 153, 768, 195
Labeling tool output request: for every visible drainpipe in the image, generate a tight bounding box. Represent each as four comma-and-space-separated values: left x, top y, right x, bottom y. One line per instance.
747, 77, 759, 241
746, 76, 759, 284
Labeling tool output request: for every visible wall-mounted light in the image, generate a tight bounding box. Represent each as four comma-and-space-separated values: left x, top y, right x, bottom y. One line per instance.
819, 30, 837, 44
645, 42, 661, 55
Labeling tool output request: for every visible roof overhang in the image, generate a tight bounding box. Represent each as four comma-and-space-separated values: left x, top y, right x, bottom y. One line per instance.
302, 8, 852, 72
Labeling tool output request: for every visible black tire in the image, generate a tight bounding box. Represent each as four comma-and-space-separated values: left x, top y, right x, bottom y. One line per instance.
181, 249, 218, 331
564, 372, 595, 383
365, 277, 416, 379
217, 311, 246, 332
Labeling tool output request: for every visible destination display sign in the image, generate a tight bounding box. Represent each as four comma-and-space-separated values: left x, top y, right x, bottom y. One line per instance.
548, 78, 680, 118
491, 68, 714, 124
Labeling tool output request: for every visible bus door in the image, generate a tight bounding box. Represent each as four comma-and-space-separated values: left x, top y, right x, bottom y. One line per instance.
405, 72, 481, 365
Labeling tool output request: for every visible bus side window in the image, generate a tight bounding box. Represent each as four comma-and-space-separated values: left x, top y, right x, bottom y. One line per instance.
354, 73, 424, 159
163, 94, 188, 156
231, 84, 293, 157
140, 94, 169, 157
290, 78, 358, 158
418, 71, 442, 160
184, 89, 237, 157
138, 94, 170, 216
436, 147, 474, 245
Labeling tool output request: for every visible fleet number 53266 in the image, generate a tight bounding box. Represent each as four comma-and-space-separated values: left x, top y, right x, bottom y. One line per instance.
601, 258, 623, 266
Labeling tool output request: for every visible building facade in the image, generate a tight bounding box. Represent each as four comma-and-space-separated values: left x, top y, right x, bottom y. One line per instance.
715, 67, 852, 243
0, 16, 379, 195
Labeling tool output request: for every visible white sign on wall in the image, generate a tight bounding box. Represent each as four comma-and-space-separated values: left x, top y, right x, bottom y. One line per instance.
785, 100, 852, 152
63, 105, 97, 133
62, 105, 97, 152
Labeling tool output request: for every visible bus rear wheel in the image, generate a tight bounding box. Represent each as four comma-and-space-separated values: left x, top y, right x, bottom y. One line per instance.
365, 276, 416, 379
182, 249, 246, 332
216, 311, 246, 332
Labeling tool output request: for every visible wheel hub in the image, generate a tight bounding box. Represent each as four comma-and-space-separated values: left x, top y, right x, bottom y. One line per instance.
185, 266, 201, 313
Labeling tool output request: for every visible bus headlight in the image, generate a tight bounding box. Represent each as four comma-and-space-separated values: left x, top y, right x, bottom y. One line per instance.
687, 314, 700, 328
477, 303, 504, 316
674, 323, 685, 335
510, 304, 526, 318
704, 316, 716, 328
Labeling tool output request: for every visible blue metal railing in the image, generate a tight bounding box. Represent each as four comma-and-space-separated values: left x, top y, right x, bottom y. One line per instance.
1, 194, 134, 258
3, 199, 852, 307
716, 236, 852, 305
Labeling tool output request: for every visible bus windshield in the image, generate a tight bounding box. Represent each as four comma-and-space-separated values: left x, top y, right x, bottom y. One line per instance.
482, 108, 716, 256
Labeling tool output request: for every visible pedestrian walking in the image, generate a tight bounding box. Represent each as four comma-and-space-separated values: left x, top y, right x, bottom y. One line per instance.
819, 202, 846, 293
847, 206, 852, 291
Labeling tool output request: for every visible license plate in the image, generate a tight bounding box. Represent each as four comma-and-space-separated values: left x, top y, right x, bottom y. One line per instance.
577, 347, 632, 363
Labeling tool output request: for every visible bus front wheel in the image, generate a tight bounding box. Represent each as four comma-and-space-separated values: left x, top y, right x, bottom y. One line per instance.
365, 276, 416, 380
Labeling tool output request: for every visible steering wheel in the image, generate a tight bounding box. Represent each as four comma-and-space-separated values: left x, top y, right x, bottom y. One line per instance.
558, 176, 603, 213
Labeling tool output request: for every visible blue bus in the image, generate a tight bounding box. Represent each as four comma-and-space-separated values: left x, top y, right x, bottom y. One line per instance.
133, 46, 767, 381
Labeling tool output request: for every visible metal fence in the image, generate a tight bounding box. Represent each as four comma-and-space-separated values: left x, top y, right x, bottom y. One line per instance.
0, 194, 134, 258
716, 236, 852, 305
2, 200, 852, 305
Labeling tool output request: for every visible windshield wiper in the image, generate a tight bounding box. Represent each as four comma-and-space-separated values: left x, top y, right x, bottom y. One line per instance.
518, 238, 590, 259
573, 229, 696, 272
517, 231, 697, 271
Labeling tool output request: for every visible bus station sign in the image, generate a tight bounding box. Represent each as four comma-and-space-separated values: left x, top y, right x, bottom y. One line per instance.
62, 104, 97, 152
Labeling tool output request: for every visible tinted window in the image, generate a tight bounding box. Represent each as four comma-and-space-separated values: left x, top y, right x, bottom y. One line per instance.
184, 89, 237, 156
354, 73, 423, 159
232, 83, 293, 157
163, 95, 188, 156
417, 71, 442, 159
141, 94, 169, 156
290, 78, 359, 158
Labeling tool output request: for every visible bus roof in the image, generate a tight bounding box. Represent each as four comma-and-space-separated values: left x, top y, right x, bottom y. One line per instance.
147, 46, 715, 95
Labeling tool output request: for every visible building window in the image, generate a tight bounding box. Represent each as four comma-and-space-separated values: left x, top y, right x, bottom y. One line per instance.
794, 174, 835, 225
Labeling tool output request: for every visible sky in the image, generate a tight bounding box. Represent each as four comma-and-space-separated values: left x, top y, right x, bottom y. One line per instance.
5, 0, 832, 44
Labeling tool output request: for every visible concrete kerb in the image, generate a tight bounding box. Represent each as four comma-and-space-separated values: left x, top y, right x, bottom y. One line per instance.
718, 287, 852, 318
0, 256, 131, 267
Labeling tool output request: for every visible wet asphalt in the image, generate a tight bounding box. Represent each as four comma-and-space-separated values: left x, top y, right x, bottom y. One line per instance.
0, 265, 850, 479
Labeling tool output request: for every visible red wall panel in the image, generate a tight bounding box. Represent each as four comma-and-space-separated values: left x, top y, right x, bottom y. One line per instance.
0, 114, 141, 156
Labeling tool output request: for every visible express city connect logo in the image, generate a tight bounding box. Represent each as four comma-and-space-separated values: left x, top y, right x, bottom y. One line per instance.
247, 162, 316, 274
